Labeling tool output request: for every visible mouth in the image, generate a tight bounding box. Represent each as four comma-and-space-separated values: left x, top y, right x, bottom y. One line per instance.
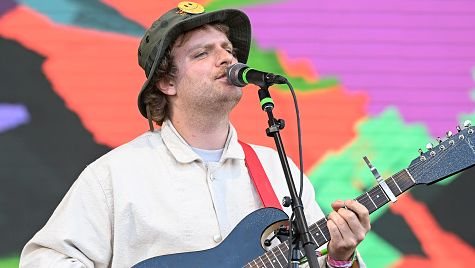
215, 73, 227, 80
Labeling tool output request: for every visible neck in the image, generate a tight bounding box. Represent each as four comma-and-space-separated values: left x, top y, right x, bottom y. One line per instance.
168, 112, 230, 150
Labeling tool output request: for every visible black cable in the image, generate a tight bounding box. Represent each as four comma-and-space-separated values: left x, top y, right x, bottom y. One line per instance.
284, 80, 304, 199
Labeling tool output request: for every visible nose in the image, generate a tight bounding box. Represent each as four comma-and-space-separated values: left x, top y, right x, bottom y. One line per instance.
216, 47, 236, 67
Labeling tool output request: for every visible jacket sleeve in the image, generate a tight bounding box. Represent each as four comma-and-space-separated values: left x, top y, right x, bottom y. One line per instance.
20, 166, 113, 268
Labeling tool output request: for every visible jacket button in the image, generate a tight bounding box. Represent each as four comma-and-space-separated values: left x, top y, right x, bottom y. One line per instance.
213, 234, 222, 243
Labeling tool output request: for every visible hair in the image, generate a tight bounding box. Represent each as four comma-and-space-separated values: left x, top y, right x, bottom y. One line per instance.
143, 23, 231, 126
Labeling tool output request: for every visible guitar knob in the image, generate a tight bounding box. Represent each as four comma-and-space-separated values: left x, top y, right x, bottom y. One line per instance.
418, 148, 424, 155
426, 143, 434, 150
446, 131, 453, 138
464, 120, 472, 128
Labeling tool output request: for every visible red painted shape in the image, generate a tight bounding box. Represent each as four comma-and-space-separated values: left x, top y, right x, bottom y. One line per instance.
231, 85, 367, 172
390, 193, 475, 267
0, 6, 368, 166
0, 6, 147, 147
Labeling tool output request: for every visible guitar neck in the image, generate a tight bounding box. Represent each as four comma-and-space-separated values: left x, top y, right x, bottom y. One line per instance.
245, 168, 416, 268
308, 168, 416, 248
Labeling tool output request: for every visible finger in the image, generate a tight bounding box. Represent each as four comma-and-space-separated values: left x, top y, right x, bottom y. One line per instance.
328, 210, 353, 239
331, 200, 345, 211
344, 200, 371, 230
336, 207, 367, 241
327, 212, 343, 242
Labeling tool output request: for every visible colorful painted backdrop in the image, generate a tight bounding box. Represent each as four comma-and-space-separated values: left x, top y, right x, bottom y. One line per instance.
1, 0, 474, 267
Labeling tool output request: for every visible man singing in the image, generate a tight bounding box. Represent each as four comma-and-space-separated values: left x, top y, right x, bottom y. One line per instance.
20, 2, 370, 267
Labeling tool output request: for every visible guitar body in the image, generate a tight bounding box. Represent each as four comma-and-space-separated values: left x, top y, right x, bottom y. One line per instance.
133, 208, 289, 268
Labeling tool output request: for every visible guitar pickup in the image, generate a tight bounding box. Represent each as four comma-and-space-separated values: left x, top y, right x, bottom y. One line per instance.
363, 156, 397, 203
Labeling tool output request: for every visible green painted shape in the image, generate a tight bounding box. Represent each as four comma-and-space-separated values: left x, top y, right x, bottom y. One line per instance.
357, 231, 401, 267
246, 43, 339, 91
308, 107, 431, 217
206, 0, 278, 11
0, 255, 20, 268
307, 108, 431, 266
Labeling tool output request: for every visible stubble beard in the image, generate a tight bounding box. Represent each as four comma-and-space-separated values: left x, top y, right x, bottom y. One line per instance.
195, 85, 242, 116
176, 80, 243, 126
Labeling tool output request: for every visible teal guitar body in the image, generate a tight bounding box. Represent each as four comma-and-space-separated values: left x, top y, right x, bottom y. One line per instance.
133, 208, 288, 268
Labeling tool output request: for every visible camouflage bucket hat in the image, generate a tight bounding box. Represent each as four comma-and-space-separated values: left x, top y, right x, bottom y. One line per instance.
137, 2, 252, 119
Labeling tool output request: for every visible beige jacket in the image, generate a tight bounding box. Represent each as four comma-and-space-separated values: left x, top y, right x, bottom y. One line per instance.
20, 120, 363, 268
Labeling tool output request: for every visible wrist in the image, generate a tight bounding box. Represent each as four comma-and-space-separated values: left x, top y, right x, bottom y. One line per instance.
326, 251, 356, 268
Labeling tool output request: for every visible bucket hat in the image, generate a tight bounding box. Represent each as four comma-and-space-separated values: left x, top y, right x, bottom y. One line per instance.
137, 2, 251, 119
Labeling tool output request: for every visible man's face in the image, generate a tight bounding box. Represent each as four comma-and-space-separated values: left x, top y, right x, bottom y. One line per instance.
163, 25, 242, 117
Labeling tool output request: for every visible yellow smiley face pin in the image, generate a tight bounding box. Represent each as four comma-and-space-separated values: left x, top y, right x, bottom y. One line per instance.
177, 1, 205, 14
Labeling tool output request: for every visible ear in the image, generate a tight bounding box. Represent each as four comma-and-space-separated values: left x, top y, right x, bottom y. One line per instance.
156, 77, 177, 96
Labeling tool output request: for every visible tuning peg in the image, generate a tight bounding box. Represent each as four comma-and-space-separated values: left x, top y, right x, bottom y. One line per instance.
446, 131, 453, 137
418, 148, 424, 155
426, 143, 434, 150
456, 125, 462, 132
436, 137, 443, 143
464, 120, 472, 128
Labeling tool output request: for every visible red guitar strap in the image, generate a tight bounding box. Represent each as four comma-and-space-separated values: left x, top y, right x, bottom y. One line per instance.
239, 141, 282, 209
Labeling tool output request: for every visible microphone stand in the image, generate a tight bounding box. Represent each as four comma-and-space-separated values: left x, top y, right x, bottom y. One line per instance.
256, 84, 320, 268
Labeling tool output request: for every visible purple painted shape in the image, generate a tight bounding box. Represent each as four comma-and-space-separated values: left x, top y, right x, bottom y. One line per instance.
0, 104, 30, 133
0, 0, 17, 17
244, 0, 475, 136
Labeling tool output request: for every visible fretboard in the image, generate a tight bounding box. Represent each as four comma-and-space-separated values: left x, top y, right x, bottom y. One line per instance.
244, 168, 416, 268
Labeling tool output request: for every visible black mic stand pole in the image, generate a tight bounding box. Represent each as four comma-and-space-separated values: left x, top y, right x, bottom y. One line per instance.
256, 84, 320, 268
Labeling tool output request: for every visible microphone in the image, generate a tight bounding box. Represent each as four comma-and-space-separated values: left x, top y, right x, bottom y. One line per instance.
226, 63, 287, 87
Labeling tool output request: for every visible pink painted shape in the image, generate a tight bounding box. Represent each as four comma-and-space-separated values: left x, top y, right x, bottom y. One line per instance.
243, 0, 475, 136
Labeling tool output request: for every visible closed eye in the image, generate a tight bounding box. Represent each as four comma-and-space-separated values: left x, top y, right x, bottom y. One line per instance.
193, 51, 207, 58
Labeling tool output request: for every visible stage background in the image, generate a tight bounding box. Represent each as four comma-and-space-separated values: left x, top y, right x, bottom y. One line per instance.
1, 0, 474, 267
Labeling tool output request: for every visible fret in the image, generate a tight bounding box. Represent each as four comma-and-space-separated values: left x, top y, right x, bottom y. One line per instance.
265, 252, 275, 268
275, 244, 288, 267
405, 168, 416, 183
269, 248, 284, 268
248, 259, 258, 268
368, 185, 389, 208
393, 169, 415, 192
390, 176, 402, 193
316, 222, 328, 242
258, 255, 265, 268
249, 168, 417, 267
365, 192, 377, 209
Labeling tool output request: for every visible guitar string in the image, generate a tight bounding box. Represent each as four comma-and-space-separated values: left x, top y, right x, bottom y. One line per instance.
245, 171, 419, 267
244, 134, 470, 267
246, 169, 432, 267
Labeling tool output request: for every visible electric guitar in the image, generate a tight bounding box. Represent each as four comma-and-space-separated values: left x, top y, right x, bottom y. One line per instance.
133, 122, 475, 268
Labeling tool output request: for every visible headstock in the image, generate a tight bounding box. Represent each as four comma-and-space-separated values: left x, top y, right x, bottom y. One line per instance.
408, 120, 475, 185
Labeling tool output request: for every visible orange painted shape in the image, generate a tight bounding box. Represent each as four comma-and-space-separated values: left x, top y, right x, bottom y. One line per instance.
0, 6, 147, 147
100, 0, 211, 28
276, 50, 319, 82
390, 193, 475, 267
231, 85, 367, 172
0, 6, 368, 162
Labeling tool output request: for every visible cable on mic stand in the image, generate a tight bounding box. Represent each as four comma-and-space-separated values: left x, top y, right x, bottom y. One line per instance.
256, 75, 321, 268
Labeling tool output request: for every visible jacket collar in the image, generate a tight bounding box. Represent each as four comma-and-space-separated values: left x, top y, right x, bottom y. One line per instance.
160, 119, 245, 164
